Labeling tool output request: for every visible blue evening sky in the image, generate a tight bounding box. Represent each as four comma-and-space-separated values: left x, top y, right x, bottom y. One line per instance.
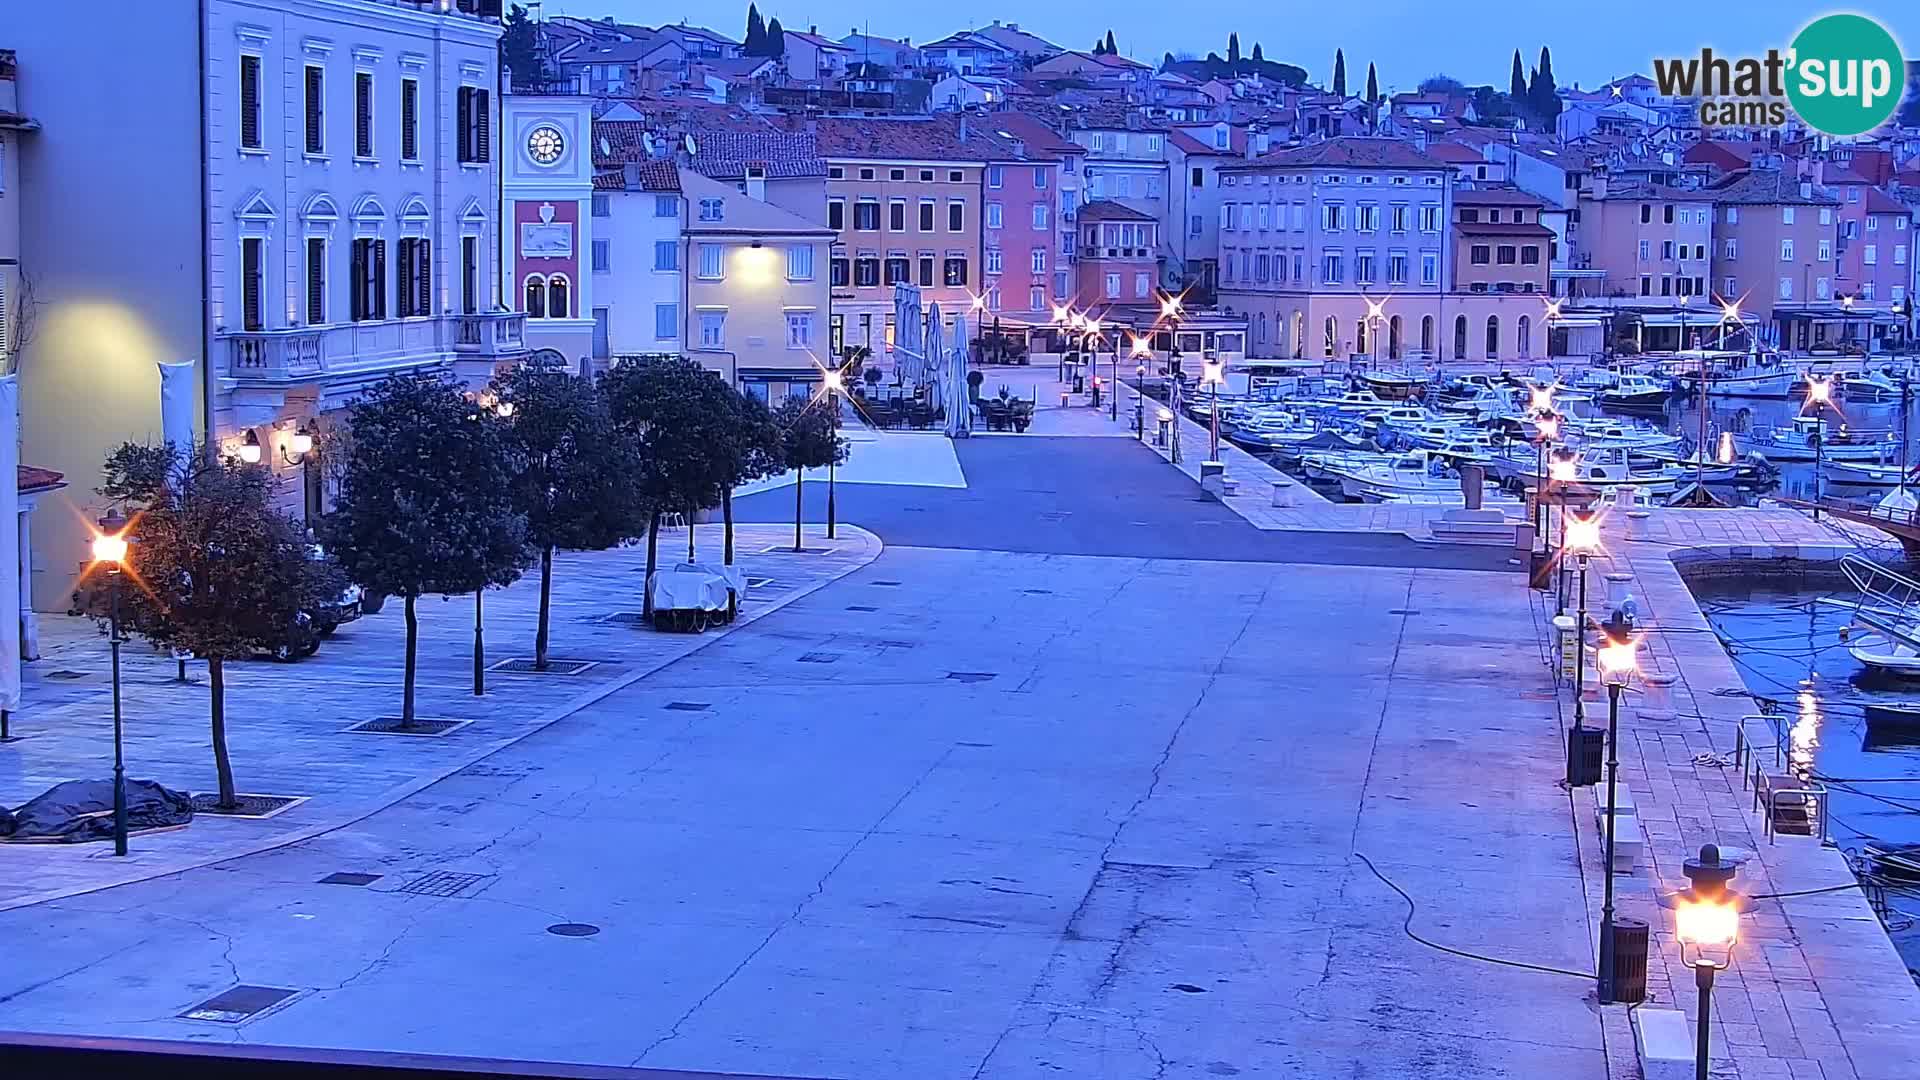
546, 1, 1920, 92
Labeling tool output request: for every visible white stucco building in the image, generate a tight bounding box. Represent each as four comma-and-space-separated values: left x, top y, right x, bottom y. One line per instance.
10, 0, 520, 612
589, 160, 685, 360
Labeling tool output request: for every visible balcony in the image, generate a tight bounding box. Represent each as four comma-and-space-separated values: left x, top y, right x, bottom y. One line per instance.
453, 311, 528, 358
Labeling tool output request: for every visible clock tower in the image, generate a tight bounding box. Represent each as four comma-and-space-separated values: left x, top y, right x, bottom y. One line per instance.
501, 92, 595, 366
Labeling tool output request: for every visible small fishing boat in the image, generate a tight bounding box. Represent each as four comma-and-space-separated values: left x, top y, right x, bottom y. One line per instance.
1356, 370, 1421, 400
1846, 630, 1920, 677
1596, 373, 1672, 413
1304, 389, 1396, 415
1837, 369, 1906, 402
1821, 459, 1917, 486
1736, 416, 1901, 463
1327, 450, 1503, 503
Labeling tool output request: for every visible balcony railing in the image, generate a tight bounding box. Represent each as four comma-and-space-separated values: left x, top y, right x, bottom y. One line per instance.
453, 311, 527, 356
225, 313, 524, 385
228, 329, 326, 381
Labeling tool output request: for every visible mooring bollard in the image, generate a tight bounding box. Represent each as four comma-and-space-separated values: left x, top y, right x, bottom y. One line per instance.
1626, 509, 1651, 540
1272, 479, 1295, 508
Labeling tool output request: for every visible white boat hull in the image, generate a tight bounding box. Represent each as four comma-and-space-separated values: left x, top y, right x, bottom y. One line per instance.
1849, 632, 1920, 676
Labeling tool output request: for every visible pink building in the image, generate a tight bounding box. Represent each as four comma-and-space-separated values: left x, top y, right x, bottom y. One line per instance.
1835, 183, 1913, 308
1071, 201, 1160, 312
982, 154, 1061, 318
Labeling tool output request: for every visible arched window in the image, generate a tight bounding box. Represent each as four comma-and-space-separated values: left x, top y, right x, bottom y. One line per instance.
524, 275, 547, 319
1388, 315, 1403, 360
1485, 315, 1500, 359
1291, 312, 1304, 359
1323, 316, 1337, 358
548, 274, 571, 319
1517, 315, 1532, 358
1453, 315, 1468, 359
1421, 315, 1435, 354
1256, 312, 1268, 346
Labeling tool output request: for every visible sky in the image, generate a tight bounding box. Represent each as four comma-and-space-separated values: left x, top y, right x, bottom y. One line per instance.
546, 1, 1920, 93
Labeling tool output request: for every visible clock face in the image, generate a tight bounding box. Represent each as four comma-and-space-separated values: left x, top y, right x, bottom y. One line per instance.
527, 125, 565, 165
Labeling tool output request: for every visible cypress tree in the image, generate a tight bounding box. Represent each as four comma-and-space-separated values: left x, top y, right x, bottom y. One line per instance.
1251, 43, 1264, 63
1509, 49, 1527, 101
765, 17, 786, 59
1104, 30, 1117, 55
1228, 33, 1241, 65
744, 4, 765, 55
1332, 49, 1347, 97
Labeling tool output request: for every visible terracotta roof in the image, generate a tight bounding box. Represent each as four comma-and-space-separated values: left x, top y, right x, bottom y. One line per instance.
1709, 168, 1839, 206
1078, 199, 1156, 222
1823, 167, 1873, 185
790, 114, 1018, 162
1238, 137, 1446, 170
1865, 188, 1911, 216
1423, 142, 1486, 165
1454, 186, 1546, 207
984, 111, 1081, 158
593, 161, 681, 192
1456, 221, 1556, 237
688, 129, 827, 179
18, 465, 64, 494
1167, 128, 1246, 156
1586, 178, 1711, 202
783, 30, 853, 51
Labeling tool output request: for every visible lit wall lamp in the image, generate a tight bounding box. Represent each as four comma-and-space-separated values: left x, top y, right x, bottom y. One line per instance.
237, 430, 263, 465
282, 422, 315, 466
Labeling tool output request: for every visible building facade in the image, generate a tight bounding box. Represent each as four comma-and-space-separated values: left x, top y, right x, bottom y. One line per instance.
503, 92, 596, 362
590, 161, 684, 360
1575, 180, 1715, 304
982, 157, 1059, 318
1708, 168, 1841, 346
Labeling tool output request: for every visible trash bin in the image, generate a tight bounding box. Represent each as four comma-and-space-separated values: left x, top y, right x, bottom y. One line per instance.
1607, 917, 1650, 1003
1458, 464, 1486, 511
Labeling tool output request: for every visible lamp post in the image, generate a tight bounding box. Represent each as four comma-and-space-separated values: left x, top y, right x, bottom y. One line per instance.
1131, 335, 1152, 437
1086, 317, 1105, 411
1567, 512, 1602, 731
92, 512, 132, 857
824, 368, 843, 540
1534, 412, 1560, 560
1202, 353, 1225, 460
1548, 452, 1579, 614
1805, 375, 1834, 519
1594, 614, 1639, 1003
1673, 845, 1741, 1080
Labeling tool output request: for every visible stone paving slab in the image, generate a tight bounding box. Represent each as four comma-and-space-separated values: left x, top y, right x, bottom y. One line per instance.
0, 524, 881, 912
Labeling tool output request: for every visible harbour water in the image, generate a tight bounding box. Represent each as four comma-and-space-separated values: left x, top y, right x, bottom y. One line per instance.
1697, 576, 1920, 979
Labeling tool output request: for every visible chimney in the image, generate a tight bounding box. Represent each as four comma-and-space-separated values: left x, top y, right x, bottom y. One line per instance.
1007, 23, 1020, 30
809, 25, 817, 35
959, 111, 970, 142
746, 166, 767, 201
623, 162, 642, 189
1245, 123, 1263, 159
1800, 179, 1813, 200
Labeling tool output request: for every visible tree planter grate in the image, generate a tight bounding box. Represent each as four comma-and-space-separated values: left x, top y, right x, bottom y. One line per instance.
846, 605, 879, 612
398, 870, 492, 898
192, 793, 308, 819
346, 717, 471, 737
318, 872, 382, 886
798, 652, 841, 664
762, 545, 835, 555
181, 985, 302, 1024
665, 701, 711, 711
947, 672, 997, 684
489, 658, 598, 676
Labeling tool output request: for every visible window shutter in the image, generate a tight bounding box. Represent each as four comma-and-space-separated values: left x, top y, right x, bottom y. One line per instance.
475, 90, 491, 162
462, 236, 478, 313
239, 55, 261, 148
401, 80, 417, 160
396, 240, 413, 317
241, 240, 262, 330
304, 67, 323, 154
373, 239, 387, 319
456, 88, 471, 162
417, 239, 432, 315
307, 238, 325, 324
350, 240, 366, 321
355, 73, 372, 157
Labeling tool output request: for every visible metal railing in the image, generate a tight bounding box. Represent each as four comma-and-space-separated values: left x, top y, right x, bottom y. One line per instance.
1733, 712, 1831, 845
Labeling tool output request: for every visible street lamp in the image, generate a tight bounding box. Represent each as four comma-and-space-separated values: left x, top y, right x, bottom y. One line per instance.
1547, 451, 1579, 614
823, 368, 844, 540
1134, 359, 1148, 438
237, 429, 263, 464
1566, 512, 1602, 731
1805, 375, 1835, 519
1202, 354, 1226, 460
1533, 412, 1561, 563
92, 511, 132, 857
1595, 612, 1638, 1004
1672, 844, 1742, 1080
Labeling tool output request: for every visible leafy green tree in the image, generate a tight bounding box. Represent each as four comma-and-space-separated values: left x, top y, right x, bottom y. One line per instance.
1332, 49, 1347, 97
765, 17, 786, 59
716, 391, 784, 566
1419, 74, 1467, 95
604, 357, 728, 618
501, 4, 543, 88
490, 360, 648, 670
772, 396, 847, 553
1227, 33, 1241, 65
322, 373, 527, 727
98, 443, 337, 808
744, 3, 766, 55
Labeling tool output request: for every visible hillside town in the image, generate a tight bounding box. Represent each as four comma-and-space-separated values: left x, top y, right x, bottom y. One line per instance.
5, 4, 1920, 1080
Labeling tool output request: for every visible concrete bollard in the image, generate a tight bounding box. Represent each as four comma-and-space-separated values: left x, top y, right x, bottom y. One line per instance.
1626, 509, 1651, 540
1272, 479, 1296, 507
1614, 484, 1642, 511
1639, 670, 1678, 721
1199, 460, 1226, 501
1604, 571, 1634, 610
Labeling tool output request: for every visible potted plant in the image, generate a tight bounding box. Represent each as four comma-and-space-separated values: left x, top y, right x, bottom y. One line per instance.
967, 369, 985, 402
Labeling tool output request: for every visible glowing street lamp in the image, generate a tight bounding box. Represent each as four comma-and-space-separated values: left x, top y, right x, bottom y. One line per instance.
1566, 512, 1602, 731
237, 429, 263, 464
1536, 414, 1561, 442
1529, 384, 1556, 416
92, 510, 133, 857
1548, 454, 1578, 483
1672, 844, 1742, 1079
1202, 354, 1226, 460
1593, 612, 1640, 1003
1804, 376, 1836, 519
1160, 294, 1183, 321
823, 368, 846, 539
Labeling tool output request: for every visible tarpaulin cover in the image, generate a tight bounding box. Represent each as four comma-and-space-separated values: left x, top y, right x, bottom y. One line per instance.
0, 778, 195, 843
649, 564, 733, 613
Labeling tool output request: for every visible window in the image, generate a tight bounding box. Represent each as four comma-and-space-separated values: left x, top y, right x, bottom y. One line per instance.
590, 194, 610, 217
984, 248, 1002, 274
305, 237, 326, 324
948, 170, 963, 182
396, 237, 432, 317
918, 256, 934, 287
919, 201, 935, 231
787, 245, 814, 280
948, 202, 965, 231
855, 257, 880, 287
1452, 315, 1467, 358
1780, 239, 1794, 261
697, 243, 723, 280
1419, 204, 1441, 232
1820, 207, 1834, 224
699, 310, 726, 347
1134, 272, 1150, 297
461, 235, 478, 314
654, 194, 677, 218
1035, 167, 1048, 189
1220, 205, 1235, 231
1783, 207, 1796, 225
890, 168, 905, 181
1867, 217, 1879, 233
890, 200, 907, 231
1640, 204, 1651, 224
855, 200, 880, 230
1322, 251, 1344, 283
830, 257, 849, 286
1190, 214, 1203, 236
1726, 207, 1739, 224
1357, 205, 1379, 231
1521, 246, 1540, 265
350, 237, 386, 321
1033, 204, 1048, 229
1818, 240, 1832, 262
1816, 276, 1830, 299
987, 164, 1003, 188
1390, 205, 1408, 232
1638, 240, 1651, 261
654, 303, 677, 339
1030, 285, 1045, 310
1518, 315, 1531, 358
1863, 283, 1877, 300
920, 169, 934, 181
591, 239, 610, 273
1031, 248, 1046, 273
884, 255, 910, 285
1779, 276, 1793, 300
829, 166, 844, 179
524, 275, 546, 319
1322, 203, 1344, 231
786, 312, 814, 348
1105, 273, 1121, 299
1663, 204, 1674, 224
1724, 239, 1738, 259
1355, 251, 1376, 283
828, 200, 845, 230
1470, 245, 1491, 265
1640, 275, 1651, 296
944, 257, 968, 286
698, 198, 724, 222
1387, 251, 1407, 285
1496, 245, 1517, 265
1659, 276, 1672, 296
240, 237, 265, 330
303, 65, 324, 154
400, 78, 419, 160
1420, 251, 1438, 285
1484, 315, 1499, 358
1724, 276, 1737, 296
985, 202, 1002, 229
1661, 240, 1675, 260
654, 241, 678, 271
1899, 245, 1910, 265
354, 72, 373, 158
239, 54, 263, 150
859, 167, 875, 180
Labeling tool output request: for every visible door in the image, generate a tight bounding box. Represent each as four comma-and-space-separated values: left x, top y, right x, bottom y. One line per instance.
591, 307, 610, 359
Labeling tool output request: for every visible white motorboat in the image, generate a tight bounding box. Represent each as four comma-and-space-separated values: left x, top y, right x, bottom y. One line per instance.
1596, 373, 1672, 412
1300, 448, 1394, 481
1328, 450, 1504, 503
1822, 459, 1917, 486
1439, 387, 1523, 418
1631, 452, 1742, 484
1362, 405, 1448, 438
1735, 416, 1901, 463
1837, 369, 1905, 402
1567, 368, 1621, 394
1847, 630, 1920, 676
1567, 417, 1685, 451
1304, 389, 1396, 415
1356, 370, 1421, 400
1511, 445, 1682, 497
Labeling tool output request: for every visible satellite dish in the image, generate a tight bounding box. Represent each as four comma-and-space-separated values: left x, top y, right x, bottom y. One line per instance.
684, 133, 699, 156
641, 131, 655, 154
599, 136, 612, 157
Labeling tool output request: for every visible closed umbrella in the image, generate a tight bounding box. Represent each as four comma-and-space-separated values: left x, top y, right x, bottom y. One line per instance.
948, 315, 972, 438
924, 303, 946, 416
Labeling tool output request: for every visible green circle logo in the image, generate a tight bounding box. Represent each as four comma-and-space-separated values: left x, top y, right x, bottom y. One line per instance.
1787, 14, 1906, 136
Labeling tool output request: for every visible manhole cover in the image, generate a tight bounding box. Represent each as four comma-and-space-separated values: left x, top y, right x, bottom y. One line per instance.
871, 580, 903, 586
665, 701, 710, 711
397, 871, 492, 898
44, 670, 87, 681
346, 717, 470, 737
181, 985, 301, 1023
846, 605, 879, 612
547, 922, 601, 937
318, 872, 382, 887
1388, 609, 1422, 616
947, 671, 996, 683
799, 652, 841, 664
489, 658, 597, 676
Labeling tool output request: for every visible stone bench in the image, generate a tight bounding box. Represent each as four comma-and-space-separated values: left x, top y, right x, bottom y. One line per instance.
1633, 1008, 1695, 1080
1596, 810, 1644, 873
1592, 779, 1638, 820
1428, 509, 1531, 549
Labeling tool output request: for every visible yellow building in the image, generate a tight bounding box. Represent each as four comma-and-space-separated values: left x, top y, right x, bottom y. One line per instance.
679, 169, 835, 404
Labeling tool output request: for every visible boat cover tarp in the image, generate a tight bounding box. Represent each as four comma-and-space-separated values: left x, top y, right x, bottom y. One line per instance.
649, 564, 733, 613
0, 778, 195, 842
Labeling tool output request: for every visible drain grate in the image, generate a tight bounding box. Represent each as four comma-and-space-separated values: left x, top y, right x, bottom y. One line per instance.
318, 872, 382, 887
870, 580, 903, 587
346, 717, 469, 737
598, 611, 650, 627
397, 870, 492, 898
547, 922, 601, 937
1387, 609, 1422, 616
798, 652, 841, 664
44, 670, 88, 681
665, 701, 710, 711
181, 985, 301, 1024
489, 658, 598, 676
846, 605, 879, 612
947, 671, 997, 684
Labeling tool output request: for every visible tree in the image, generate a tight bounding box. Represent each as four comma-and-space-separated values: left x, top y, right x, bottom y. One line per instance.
744, 3, 766, 55
771, 397, 847, 553
765, 17, 786, 60
1419, 74, 1467, 95
715, 391, 783, 567
1227, 33, 1241, 65
1103, 30, 1117, 56
489, 360, 648, 671
1531, 46, 1562, 131
500, 4, 543, 88
1162, 51, 1176, 72
1509, 50, 1527, 102
322, 373, 527, 727
1251, 43, 1264, 63
603, 357, 730, 620
98, 444, 335, 809
1332, 49, 1347, 97
1365, 63, 1380, 130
